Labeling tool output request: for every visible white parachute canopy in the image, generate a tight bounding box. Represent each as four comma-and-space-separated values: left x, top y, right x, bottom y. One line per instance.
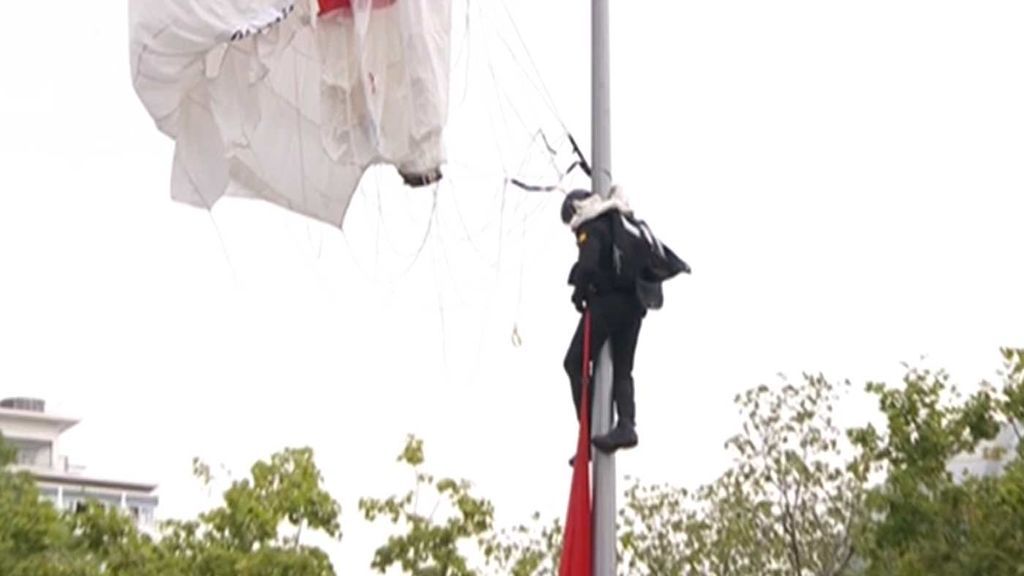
130, 0, 451, 226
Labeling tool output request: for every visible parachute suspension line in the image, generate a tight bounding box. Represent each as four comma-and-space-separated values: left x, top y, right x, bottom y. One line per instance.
492, 0, 568, 131
510, 193, 531, 347
465, 0, 569, 173
477, 2, 539, 141
486, 10, 590, 193
537, 129, 560, 157
335, 178, 382, 287
481, 28, 518, 281
394, 183, 440, 280
506, 129, 554, 218
481, 1, 575, 200
506, 151, 591, 194
304, 222, 324, 260
517, 187, 558, 226
482, 0, 595, 193
481, 0, 568, 204
458, 0, 554, 362
361, 169, 436, 269
295, 220, 335, 300
458, 0, 575, 212
448, 0, 585, 348
492, 0, 597, 194
430, 185, 469, 307
487, 36, 552, 135
338, 227, 375, 285
504, 127, 563, 347
204, 210, 239, 286
445, 172, 498, 270
494, 176, 510, 285
429, 212, 452, 382
481, 8, 579, 342
426, 180, 475, 383
484, 55, 563, 218
483, 29, 519, 178
486, 60, 536, 140
505, 130, 593, 194
178, 163, 239, 285
539, 130, 568, 177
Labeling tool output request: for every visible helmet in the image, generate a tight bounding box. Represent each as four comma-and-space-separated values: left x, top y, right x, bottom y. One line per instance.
560, 189, 593, 225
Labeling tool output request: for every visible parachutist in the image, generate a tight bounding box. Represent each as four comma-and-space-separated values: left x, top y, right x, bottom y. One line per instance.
560, 185, 690, 455
561, 187, 644, 454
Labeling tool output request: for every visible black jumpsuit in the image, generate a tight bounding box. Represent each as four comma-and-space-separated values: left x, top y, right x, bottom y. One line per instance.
563, 211, 646, 427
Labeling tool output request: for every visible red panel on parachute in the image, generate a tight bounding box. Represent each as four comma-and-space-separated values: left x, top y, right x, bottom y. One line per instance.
319, 0, 397, 16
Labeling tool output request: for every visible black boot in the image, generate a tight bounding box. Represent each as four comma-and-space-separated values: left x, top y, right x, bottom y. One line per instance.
591, 421, 638, 453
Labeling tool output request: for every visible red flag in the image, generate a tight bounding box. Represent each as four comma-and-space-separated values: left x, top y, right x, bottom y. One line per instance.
560, 311, 592, 576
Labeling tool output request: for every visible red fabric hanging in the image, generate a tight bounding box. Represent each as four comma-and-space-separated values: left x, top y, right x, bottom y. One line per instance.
559, 310, 592, 576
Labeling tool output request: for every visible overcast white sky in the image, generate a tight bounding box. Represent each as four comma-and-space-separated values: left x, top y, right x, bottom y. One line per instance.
2, 0, 1024, 572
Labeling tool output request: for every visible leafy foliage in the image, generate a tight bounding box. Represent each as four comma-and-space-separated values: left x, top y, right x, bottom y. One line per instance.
481, 512, 563, 576
851, 349, 1024, 576
0, 440, 341, 576
487, 352, 1024, 576
617, 374, 867, 576
359, 435, 495, 576
4, 350, 1024, 575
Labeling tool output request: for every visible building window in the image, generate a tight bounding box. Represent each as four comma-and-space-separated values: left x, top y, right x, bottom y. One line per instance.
8, 438, 52, 468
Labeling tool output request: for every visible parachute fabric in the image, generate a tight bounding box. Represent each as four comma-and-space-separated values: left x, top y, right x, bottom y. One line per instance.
130, 0, 451, 226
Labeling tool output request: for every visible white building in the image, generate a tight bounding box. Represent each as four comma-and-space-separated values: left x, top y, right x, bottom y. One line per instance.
0, 397, 159, 528
947, 421, 1020, 480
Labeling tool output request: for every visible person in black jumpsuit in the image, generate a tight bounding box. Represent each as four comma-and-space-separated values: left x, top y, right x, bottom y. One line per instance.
562, 190, 645, 453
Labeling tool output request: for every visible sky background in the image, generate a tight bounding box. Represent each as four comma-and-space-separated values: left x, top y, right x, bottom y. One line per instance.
2, 0, 1024, 572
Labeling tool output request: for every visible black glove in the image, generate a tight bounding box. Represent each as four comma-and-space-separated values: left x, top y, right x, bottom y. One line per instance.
571, 288, 587, 313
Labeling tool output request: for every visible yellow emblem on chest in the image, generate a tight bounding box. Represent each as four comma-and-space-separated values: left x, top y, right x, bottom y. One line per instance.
577, 231, 588, 245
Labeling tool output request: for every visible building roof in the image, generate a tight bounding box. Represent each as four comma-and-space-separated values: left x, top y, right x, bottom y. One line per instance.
0, 406, 79, 433
29, 468, 158, 493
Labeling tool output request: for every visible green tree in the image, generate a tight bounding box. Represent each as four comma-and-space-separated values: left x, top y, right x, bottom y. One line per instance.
481, 512, 563, 576
363, 355, 1024, 576
851, 349, 1024, 576
0, 438, 341, 576
479, 374, 869, 576
158, 446, 342, 576
359, 435, 495, 576
6, 351, 1024, 575
0, 433, 84, 576
619, 374, 868, 576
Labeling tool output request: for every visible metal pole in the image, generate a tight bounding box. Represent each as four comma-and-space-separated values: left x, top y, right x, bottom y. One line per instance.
591, 1, 616, 575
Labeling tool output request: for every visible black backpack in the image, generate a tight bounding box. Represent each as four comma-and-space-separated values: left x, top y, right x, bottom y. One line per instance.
609, 211, 691, 309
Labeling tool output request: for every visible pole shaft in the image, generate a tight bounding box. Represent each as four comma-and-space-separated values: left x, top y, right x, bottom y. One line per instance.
591, 1, 616, 575
592, 0, 612, 199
